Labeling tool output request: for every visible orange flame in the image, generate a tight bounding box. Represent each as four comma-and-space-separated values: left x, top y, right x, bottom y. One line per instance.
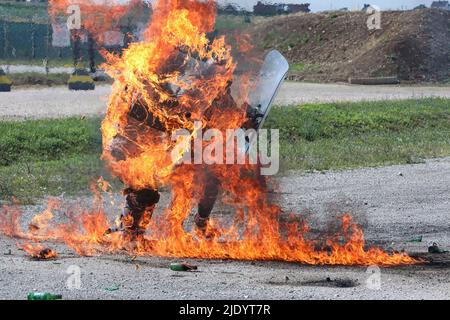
0, 194, 417, 265
0, 0, 419, 266
17, 242, 58, 260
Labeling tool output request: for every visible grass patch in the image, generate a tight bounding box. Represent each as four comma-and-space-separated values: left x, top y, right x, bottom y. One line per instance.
262, 29, 280, 49
0, 117, 112, 203
0, 117, 102, 166
216, 15, 251, 31
215, 14, 271, 32
1, 98, 450, 202
280, 34, 311, 51
265, 98, 450, 171
289, 63, 321, 73
0, 155, 111, 204
8, 72, 70, 86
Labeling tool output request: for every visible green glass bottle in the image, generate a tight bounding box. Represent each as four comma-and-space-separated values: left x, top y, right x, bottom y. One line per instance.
27, 292, 63, 300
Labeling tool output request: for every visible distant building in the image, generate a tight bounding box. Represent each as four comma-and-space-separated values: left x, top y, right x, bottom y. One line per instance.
431, 1, 450, 10
414, 4, 427, 9
253, 2, 279, 15
218, 4, 240, 15
253, 1, 310, 16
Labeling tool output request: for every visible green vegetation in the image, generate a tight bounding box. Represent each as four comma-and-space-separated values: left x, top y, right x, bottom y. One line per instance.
8, 73, 70, 86
0, 154, 106, 203
289, 63, 321, 73
0, 118, 101, 167
215, 15, 251, 31
0, 117, 114, 203
328, 13, 339, 20
262, 30, 323, 51
215, 14, 272, 32
265, 98, 450, 171
1, 98, 450, 202
262, 30, 279, 49
279, 34, 310, 51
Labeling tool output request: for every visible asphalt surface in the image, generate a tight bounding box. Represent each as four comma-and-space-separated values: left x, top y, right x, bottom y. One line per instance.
1, 158, 449, 300
1, 82, 450, 120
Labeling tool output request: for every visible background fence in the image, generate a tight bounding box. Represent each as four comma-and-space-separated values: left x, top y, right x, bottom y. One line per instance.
0, 21, 73, 60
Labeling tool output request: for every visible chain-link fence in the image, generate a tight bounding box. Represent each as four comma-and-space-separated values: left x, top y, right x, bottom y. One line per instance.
0, 21, 72, 60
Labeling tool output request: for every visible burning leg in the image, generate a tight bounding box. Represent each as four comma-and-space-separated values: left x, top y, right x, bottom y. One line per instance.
193, 162, 266, 228
106, 128, 161, 238
122, 188, 160, 237
195, 172, 220, 231
106, 188, 160, 238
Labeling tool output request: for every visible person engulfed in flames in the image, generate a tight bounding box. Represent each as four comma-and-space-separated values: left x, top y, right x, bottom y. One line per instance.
0, 0, 417, 266
105, 45, 263, 239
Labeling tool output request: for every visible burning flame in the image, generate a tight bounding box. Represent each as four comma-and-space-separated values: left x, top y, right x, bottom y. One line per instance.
17, 242, 58, 260
0, 195, 416, 265
0, 0, 418, 266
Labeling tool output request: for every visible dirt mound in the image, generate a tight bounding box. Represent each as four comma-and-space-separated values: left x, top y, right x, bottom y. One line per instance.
248, 9, 450, 83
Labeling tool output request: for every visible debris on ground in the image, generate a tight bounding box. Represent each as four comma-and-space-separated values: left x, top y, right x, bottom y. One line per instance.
170, 263, 198, 272
304, 277, 359, 288
407, 236, 423, 243
428, 243, 449, 254
35, 248, 58, 260
267, 277, 359, 288
17, 242, 58, 260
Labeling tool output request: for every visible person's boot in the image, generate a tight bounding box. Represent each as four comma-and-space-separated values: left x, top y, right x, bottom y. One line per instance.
105, 188, 160, 240
194, 213, 209, 232
121, 207, 152, 240
194, 211, 222, 239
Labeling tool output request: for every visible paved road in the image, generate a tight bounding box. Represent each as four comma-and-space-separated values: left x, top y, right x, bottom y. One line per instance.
1, 158, 449, 299
1, 82, 450, 120
276, 82, 450, 105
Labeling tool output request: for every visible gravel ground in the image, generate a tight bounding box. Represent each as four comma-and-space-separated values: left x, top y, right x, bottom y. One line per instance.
1, 82, 450, 120
1, 158, 449, 300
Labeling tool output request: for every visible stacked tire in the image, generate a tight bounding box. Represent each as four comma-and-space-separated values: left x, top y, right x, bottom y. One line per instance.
68, 68, 95, 91
0, 68, 12, 92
